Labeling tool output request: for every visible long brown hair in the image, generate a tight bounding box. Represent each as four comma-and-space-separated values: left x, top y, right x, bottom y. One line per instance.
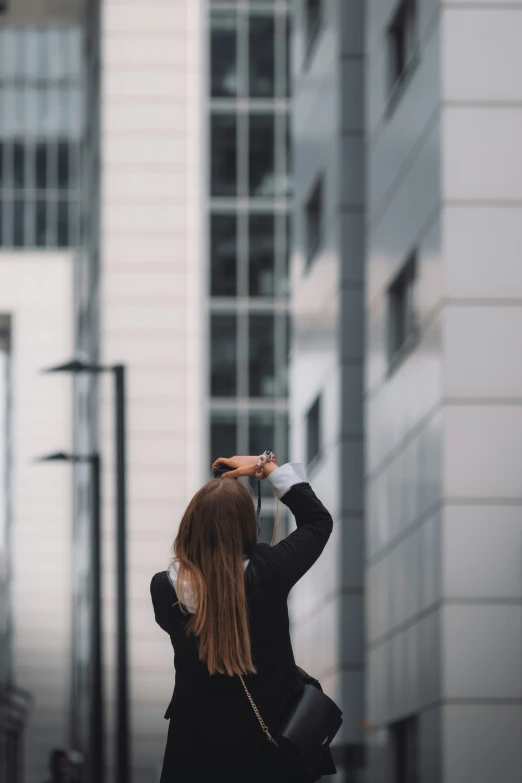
172, 478, 258, 676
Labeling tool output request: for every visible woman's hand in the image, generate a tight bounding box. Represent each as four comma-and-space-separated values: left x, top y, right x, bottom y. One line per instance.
212, 455, 278, 479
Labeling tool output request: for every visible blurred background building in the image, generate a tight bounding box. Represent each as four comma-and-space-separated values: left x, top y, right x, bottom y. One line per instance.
1, 1, 522, 782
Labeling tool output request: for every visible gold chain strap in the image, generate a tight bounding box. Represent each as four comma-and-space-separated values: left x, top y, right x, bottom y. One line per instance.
239, 675, 278, 746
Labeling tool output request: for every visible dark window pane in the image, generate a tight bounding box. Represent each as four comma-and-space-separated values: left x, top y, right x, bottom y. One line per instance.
13, 144, 24, 189
211, 214, 237, 297
57, 199, 69, 247
388, 0, 417, 93
36, 200, 47, 247
306, 395, 321, 464
211, 114, 237, 197
249, 16, 275, 98
249, 314, 275, 396
0, 143, 4, 187
13, 200, 25, 247
57, 141, 70, 189
387, 251, 418, 369
211, 314, 237, 396
306, 0, 322, 57
305, 176, 323, 266
211, 12, 237, 98
211, 414, 237, 464
35, 144, 48, 189
390, 715, 419, 783
249, 114, 274, 198
249, 412, 275, 457
249, 214, 275, 297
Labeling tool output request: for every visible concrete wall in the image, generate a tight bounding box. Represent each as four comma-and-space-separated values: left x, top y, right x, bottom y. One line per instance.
99, 0, 204, 780
0, 252, 74, 783
439, 3, 522, 781
365, 1, 522, 781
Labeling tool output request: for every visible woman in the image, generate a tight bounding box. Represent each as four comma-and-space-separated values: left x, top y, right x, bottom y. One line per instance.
150, 454, 336, 782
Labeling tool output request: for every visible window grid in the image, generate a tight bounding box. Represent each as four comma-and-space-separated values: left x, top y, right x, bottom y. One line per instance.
208, 1, 291, 481
0, 27, 83, 249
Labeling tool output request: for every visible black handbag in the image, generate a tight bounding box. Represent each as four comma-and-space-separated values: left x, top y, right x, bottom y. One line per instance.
239, 666, 343, 775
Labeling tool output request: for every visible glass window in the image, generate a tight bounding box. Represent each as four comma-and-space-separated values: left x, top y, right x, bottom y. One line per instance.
390, 715, 419, 783
35, 200, 47, 247
13, 199, 25, 247
249, 214, 275, 297
249, 114, 274, 197
306, 394, 321, 465
13, 143, 24, 189
305, 176, 323, 267
249, 15, 275, 98
35, 144, 48, 189
249, 411, 275, 457
211, 214, 237, 297
211, 314, 237, 396
387, 251, 418, 371
0, 26, 83, 249
211, 413, 237, 464
211, 114, 237, 197
249, 314, 275, 396
57, 142, 70, 189
388, 0, 418, 97
211, 11, 237, 98
57, 199, 70, 247
306, 0, 322, 59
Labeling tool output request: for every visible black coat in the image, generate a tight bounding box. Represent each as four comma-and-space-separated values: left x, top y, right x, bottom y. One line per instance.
150, 482, 336, 783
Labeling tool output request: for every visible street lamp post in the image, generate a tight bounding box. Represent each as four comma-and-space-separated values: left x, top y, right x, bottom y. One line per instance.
43, 360, 129, 783
37, 451, 104, 783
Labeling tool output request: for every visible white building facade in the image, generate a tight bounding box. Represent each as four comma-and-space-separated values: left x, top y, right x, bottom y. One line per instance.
293, 1, 522, 782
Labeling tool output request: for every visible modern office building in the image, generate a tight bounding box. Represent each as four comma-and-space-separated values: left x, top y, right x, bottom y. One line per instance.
292, 1, 522, 783
2, 0, 293, 781
290, 1, 366, 781
208, 0, 292, 538
0, 0, 84, 780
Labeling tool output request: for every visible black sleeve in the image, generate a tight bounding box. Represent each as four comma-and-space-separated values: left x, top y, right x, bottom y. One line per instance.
150, 571, 177, 635
266, 483, 333, 588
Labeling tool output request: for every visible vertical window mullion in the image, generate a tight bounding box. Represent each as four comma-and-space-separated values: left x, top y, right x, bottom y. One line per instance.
274, 109, 285, 198
238, 109, 247, 199
237, 7, 248, 99
237, 208, 248, 300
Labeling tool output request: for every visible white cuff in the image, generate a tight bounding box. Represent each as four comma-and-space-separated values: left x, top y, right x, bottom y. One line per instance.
266, 462, 308, 499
